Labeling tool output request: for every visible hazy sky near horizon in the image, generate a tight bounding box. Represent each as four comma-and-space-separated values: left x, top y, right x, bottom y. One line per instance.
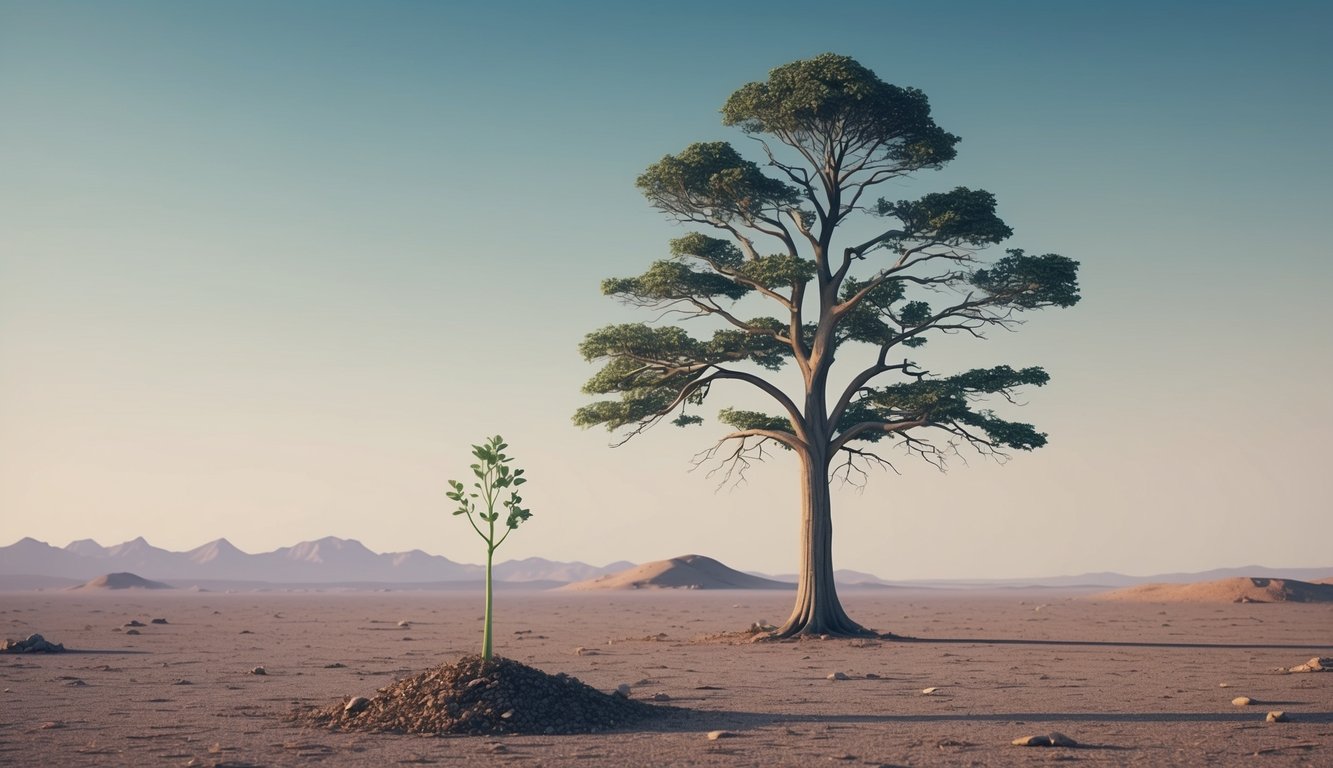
3, 1, 1331, 579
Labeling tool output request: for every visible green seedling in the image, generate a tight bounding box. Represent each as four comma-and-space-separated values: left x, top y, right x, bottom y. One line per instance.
447, 435, 531, 661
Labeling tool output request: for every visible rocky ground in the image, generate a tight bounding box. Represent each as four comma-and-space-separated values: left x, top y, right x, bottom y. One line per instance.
1, 589, 1330, 766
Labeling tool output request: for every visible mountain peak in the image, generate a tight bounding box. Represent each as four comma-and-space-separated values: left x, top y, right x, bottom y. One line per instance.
65, 538, 106, 555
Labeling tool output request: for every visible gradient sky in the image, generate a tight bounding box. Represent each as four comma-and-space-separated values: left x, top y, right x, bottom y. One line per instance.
3, 1, 1331, 579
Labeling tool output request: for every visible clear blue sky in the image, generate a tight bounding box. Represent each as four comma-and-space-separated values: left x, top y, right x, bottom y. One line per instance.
2, 1, 1330, 578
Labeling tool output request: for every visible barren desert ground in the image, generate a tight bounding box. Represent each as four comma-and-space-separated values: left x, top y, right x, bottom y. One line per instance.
2, 589, 1330, 767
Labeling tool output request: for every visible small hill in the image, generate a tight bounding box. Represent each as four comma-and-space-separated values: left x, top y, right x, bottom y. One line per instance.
1098, 577, 1333, 603
71, 572, 174, 590
563, 555, 793, 591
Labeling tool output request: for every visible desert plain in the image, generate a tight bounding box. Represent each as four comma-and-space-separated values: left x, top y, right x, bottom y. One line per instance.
2, 587, 1331, 767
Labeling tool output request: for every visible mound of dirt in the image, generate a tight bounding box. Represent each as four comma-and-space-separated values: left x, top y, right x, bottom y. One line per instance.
70, 572, 174, 590
296, 655, 668, 736
563, 554, 792, 591
1099, 577, 1333, 603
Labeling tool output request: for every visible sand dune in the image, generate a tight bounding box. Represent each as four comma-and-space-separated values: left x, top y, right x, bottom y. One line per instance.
69, 572, 174, 590
1099, 576, 1333, 603
562, 554, 793, 590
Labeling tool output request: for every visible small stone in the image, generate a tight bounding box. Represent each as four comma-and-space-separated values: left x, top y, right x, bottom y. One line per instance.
1231, 696, 1252, 706
1288, 656, 1330, 673
324, 662, 346, 669
1011, 733, 1077, 748
652, 692, 671, 701
64, 679, 87, 687
864, 673, 880, 679
921, 687, 940, 694
1266, 711, 1288, 723
827, 672, 848, 681
150, 618, 168, 625
124, 621, 144, 627
500, 709, 514, 719
397, 620, 411, 628
250, 666, 267, 676
344, 696, 370, 714
1218, 682, 1230, 688
125, 629, 140, 635
615, 683, 631, 697
172, 679, 192, 685
1048, 732, 1078, 747
707, 730, 735, 740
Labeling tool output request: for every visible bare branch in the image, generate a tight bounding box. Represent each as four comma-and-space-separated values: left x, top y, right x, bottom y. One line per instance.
831, 445, 899, 488
691, 431, 802, 490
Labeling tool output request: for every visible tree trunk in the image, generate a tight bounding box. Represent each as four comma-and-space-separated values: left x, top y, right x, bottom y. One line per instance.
774, 448, 874, 637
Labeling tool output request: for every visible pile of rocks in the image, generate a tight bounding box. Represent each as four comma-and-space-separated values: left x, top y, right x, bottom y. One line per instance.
297, 655, 669, 736
1, 634, 65, 653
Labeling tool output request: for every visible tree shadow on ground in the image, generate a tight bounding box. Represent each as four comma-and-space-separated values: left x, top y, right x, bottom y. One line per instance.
880, 633, 1333, 651
623, 707, 1333, 735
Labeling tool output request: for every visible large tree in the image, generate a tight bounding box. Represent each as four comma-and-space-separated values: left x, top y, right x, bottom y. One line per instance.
576, 54, 1080, 637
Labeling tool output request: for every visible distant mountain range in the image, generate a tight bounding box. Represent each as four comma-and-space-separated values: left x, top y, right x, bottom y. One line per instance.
0, 536, 634, 585
0, 536, 1327, 590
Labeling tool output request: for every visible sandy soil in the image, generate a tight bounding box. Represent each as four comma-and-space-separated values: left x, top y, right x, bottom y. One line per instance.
2, 588, 1330, 767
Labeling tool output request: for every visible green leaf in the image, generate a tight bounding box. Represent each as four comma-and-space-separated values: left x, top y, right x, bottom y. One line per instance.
971, 249, 1081, 309
721, 53, 959, 171
637, 141, 798, 223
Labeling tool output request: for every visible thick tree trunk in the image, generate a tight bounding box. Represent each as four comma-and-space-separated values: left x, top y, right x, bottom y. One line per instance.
774, 449, 874, 637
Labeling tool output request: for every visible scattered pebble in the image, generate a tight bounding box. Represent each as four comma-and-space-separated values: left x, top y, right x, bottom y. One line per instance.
1, 634, 66, 653
921, 687, 940, 694
64, 679, 87, 687
344, 696, 370, 714
1266, 711, 1288, 723
125, 629, 140, 636
124, 621, 145, 628
1218, 682, 1230, 688
1286, 656, 1330, 673
614, 683, 632, 697
150, 618, 168, 625
1012, 732, 1078, 747
652, 692, 671, 701
707, 730, 735, 740
251, 666, 267, 676
1232, 696, 1252, 707
324, 662, 346, 669
827, 672, 848, 681
1049, 732, 1077, 747
397, 620, 411, 628
864, 673, 880, 679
